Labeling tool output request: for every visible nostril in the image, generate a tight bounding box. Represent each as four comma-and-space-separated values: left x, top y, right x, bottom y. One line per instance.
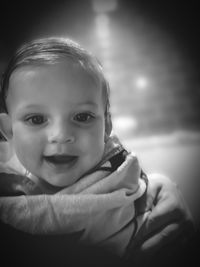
65, 136, 75, 143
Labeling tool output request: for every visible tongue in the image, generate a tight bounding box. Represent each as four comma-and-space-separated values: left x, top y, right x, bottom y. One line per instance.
45, 155, 77, 164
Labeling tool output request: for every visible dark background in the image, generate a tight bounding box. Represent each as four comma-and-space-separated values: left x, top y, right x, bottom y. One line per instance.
0, 0, 199, 66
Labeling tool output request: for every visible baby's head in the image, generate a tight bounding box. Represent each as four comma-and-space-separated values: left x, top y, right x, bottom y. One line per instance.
0, 37, 112, 189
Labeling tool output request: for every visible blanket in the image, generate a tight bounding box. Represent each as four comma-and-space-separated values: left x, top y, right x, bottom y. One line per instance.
0, 135, 148, 257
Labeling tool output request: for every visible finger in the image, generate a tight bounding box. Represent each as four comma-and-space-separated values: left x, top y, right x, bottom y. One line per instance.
134, 203, 176, 244
140, 223, 182, 253
130, 224, 186, 265
130, 207, 195, 252
130, 225, 179, 265
142, 195, 190, 236
131, 222, 189, 264
128, 214, 175, 252
132, 219, 195, 255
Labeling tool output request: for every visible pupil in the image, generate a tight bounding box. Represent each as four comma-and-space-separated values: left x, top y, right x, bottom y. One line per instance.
33, 116, 43, 123
78, 114, 88, 121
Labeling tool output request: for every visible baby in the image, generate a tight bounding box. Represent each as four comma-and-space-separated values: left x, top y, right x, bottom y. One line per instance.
0, 37, 194, 263
0, 37, 112, 191
0, 36, 146, 194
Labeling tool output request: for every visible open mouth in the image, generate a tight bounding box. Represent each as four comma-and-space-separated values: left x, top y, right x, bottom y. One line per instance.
44, 155, 78, 165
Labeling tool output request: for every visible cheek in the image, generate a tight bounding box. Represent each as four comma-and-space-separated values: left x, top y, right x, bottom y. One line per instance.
79, 121, 105, 157
12, 125, 44, 168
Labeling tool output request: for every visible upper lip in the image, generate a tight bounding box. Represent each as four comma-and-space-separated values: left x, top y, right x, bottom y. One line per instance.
44, 155, 78, 164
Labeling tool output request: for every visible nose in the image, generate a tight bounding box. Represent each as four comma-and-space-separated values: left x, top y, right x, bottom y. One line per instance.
47, 121, 75, 144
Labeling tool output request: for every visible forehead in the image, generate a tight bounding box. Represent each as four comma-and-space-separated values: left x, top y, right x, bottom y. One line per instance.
11, 58, 100, 86
7, 61, 104, 112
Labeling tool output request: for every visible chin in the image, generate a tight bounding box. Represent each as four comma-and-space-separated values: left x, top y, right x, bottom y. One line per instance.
48, 174, 80, 188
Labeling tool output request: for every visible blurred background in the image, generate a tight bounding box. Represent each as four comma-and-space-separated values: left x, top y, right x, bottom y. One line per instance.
0, 0, 200, 223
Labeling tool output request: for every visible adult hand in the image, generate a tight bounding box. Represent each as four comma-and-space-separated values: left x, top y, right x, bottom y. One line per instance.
129, 173, 195, 264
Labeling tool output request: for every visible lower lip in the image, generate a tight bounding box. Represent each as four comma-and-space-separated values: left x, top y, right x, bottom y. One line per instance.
44, 157, 78, 170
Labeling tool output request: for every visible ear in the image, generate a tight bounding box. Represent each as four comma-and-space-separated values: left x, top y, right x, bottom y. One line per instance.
105, 112, 112, 141
0, 113, 13, 140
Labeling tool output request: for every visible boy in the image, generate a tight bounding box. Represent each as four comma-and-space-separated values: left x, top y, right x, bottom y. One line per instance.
0, 37, 194, 264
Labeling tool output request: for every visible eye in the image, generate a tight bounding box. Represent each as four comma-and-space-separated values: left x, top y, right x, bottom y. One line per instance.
25, 114, 47, 125
73, 113, 95, 123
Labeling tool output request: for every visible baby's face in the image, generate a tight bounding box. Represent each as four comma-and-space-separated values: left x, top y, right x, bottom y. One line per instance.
6, 61, 106, 188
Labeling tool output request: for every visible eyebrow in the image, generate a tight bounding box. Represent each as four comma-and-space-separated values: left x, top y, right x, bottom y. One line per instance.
20, 102, 99, 111
77, 101, 98, 107
20, 104, 44, 110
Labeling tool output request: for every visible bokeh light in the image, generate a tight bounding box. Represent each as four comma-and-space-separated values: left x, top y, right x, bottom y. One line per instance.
135, 76, 149, 90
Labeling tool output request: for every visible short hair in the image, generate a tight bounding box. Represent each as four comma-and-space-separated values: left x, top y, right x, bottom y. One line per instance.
0, 37, 110, 115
